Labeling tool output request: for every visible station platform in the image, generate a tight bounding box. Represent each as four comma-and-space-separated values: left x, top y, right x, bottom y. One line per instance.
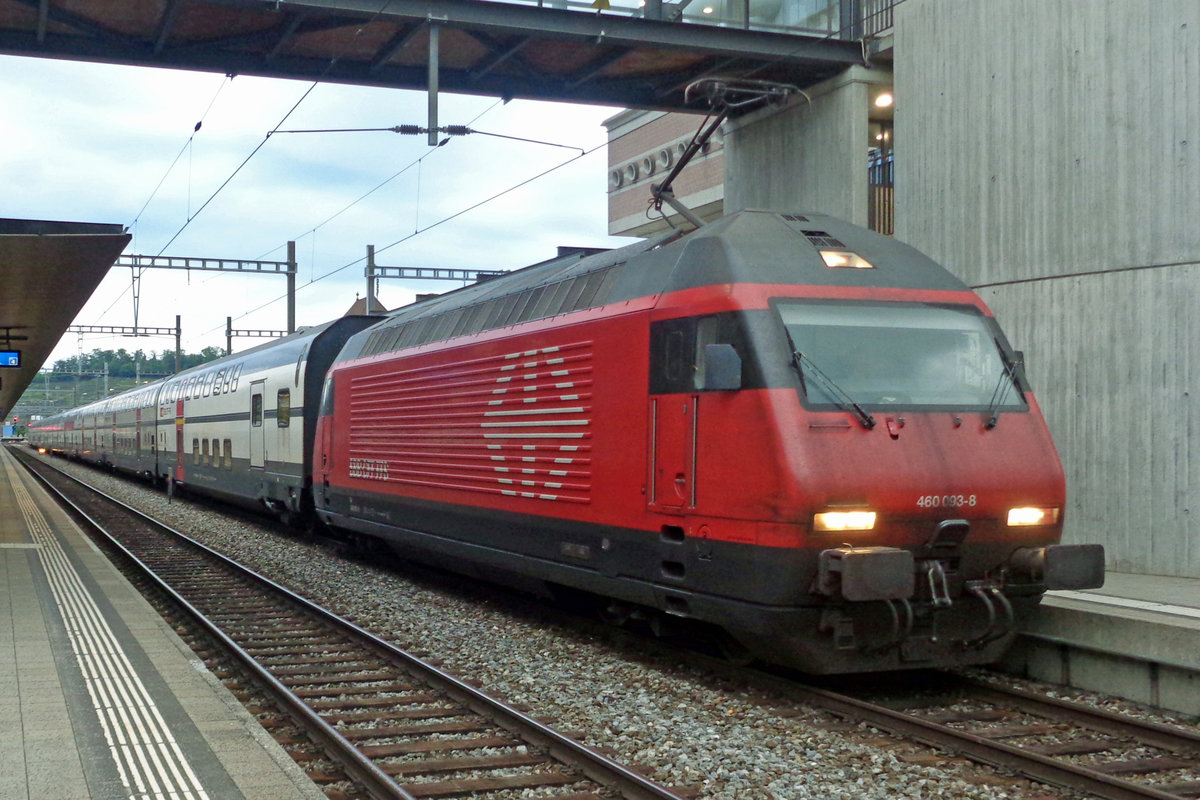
1004, 570, 1200, 715
0, 445, 325, 800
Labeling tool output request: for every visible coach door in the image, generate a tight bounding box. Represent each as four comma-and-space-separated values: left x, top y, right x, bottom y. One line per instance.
250, 381, 265, 469
174, 399, 185, 481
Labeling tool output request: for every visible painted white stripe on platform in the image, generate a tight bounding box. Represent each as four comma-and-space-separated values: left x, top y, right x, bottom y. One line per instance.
5, 457, 210, 800
1050, 590, 1200, 620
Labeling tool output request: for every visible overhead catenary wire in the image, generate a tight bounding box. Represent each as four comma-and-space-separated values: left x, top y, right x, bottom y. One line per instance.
127, 73, 233, 238
88, 0, 406, 332
92, 74, 236, 324
209, 141, 606, 334
275, 124, 586, 154
252, 99, 505, 262
89, 80, 325, 328
152, 82, 321, 257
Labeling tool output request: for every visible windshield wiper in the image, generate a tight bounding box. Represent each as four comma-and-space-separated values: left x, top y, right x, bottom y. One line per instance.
789, 348, 876, 430
984, 345, 1021, 429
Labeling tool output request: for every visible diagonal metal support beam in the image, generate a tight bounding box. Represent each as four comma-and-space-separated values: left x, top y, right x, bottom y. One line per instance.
12, 0, 128, 42
370, 21, 424, 73
163, 14, 362, 57
464, 29, 538, 79
469, 35, 533, 82
153, 0, 184, 55
565, 48, 631, 89
266, 11, 309, 62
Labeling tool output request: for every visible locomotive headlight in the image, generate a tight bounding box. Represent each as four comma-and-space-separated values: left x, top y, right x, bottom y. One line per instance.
813, 510, 877, 532
820, 250, 874, 269
1007, 506, 1061, 527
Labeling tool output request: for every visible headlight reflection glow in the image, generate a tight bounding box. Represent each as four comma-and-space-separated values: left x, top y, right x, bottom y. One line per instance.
814, 511, 877, 532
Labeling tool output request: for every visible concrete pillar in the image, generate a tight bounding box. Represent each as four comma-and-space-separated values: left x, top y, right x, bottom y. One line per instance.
722, 66, 889, 225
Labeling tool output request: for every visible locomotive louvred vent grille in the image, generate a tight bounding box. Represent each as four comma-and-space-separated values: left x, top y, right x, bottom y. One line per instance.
780, 214, 809, 222
346, 341, 594, 505
803, 230, 847, 248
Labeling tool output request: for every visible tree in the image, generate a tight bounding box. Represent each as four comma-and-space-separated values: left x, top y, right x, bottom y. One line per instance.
49, 346, 223, 377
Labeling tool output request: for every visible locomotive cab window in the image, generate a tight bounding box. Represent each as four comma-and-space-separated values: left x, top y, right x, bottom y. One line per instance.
277, 389, 291, 428
650, 313, 752, 395
777, 300, 1028, 411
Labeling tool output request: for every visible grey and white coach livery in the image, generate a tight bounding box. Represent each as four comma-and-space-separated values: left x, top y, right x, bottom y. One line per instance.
30, 315, 377, 523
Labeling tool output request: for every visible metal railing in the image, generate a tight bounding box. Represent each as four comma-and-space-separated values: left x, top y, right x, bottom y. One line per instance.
502, 0, 896, 39
868, 148, 894, 236
861, 0, 896, 37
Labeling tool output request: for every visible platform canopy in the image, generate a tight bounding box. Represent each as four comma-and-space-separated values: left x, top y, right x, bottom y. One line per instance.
0, 219, 131, 419
0, 0, 865, 112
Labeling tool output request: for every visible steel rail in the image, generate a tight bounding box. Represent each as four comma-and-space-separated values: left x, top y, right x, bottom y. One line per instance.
771, 679, 1188, 800
959, 676, 1200, 755
18, 450, 688, 800
20, 455, 415, 800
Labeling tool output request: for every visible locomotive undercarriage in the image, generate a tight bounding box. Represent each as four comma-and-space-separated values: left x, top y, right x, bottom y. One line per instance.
805, 519, 1105, 671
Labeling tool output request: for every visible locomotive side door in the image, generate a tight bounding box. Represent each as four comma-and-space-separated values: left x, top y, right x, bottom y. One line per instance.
648, 321, 698, 510
650, 395, 696, 509
249, 380, 266, 469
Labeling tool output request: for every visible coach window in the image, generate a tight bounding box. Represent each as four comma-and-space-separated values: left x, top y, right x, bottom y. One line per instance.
192, 437, 199, 463
277, 389, 291, 428
202, 439, 210, 466
223, 439, 232, 469
252, 393, 263, 427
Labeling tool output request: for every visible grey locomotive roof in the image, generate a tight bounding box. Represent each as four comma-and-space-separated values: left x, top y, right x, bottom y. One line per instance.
336, 211, 973, 364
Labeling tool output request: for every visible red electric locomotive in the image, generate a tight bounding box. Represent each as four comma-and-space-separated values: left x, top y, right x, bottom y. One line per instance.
315, 209, 1102, 674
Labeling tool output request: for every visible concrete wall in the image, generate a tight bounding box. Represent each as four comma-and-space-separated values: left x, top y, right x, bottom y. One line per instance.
723, 67, 887, 224
895, 0, 1200, 576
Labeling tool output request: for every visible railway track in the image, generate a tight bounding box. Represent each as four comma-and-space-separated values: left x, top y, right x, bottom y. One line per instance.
23, 448, 1200, 800
16, 449, 693, 800
755, 669, 1200, 800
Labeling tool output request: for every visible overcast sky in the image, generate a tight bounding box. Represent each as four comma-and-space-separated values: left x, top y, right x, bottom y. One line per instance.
1, 54, 630, 369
